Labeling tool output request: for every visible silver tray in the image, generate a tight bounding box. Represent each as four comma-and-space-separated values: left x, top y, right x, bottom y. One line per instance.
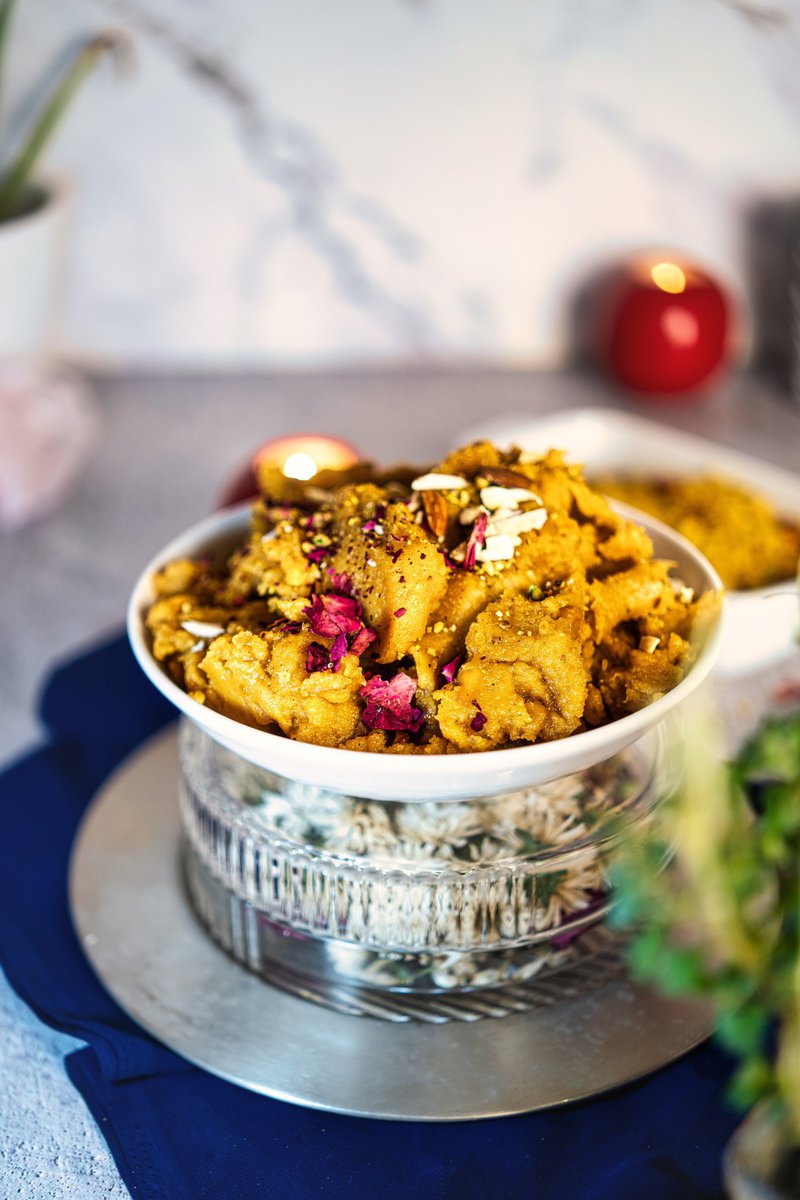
68, 727, 712, 1121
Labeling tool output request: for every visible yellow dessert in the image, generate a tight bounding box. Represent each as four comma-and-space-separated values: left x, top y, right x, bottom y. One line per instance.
595, 474, 800, 591
145, 442, 717, 753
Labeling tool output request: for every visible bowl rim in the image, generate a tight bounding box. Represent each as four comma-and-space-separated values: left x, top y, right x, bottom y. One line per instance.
127, 499, 724, 778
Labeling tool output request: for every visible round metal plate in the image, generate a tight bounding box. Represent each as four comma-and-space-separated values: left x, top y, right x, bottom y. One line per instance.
68, 728, 712, 1122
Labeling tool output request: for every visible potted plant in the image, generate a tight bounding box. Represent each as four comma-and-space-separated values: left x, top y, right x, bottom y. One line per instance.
611, 706, 800, 1198
0, 4, 129, 530
0, 1, 128, 355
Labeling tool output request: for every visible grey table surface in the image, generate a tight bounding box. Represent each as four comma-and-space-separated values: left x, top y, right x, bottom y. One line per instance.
1, 367, 799, 1198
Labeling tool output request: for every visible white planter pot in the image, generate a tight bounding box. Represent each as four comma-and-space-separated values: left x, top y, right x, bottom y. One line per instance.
0, 177, 69, 357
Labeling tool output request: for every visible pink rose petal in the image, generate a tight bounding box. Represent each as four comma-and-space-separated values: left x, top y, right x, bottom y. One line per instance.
464, 512, 488, 571
275, 619, 302, 634
329, 631, 348, 671
303, 592, 363, 637
441, 655, 462, 684
306, 642, 330, 673
470, 701, 487, 732
350, 627, 376, 657
327, 570, 353, 594
360, 672, 424, 732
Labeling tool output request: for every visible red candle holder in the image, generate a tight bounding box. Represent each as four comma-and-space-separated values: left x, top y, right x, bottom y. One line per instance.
598, 257, 733, 399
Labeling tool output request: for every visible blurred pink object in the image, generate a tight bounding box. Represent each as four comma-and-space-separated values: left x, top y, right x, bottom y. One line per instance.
0, 360, 98, 531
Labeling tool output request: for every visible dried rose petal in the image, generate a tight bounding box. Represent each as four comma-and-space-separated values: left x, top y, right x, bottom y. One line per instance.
274, 619, 302, 634
329, 631, 348, 672
441, 655, 462, 684
306, 642, 330, 673
471, 701, 487, 732
305, 546, 328, 564
360, 672, 424, 732
464, 512, 488, 571
327, 570, 353, 594
303, 592, 363, 637
361, 518, 377, 533
394, 607, 406, 617
350, 627, 376, 657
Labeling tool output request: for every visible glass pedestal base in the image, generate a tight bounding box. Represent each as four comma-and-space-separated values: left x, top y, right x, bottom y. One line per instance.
178, 719, 670, 1015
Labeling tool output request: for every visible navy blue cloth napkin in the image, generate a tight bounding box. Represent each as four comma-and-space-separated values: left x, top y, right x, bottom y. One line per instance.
0, 634, 740, 1200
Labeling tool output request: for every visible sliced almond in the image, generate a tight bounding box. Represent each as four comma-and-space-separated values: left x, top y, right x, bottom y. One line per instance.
481, 466, 537, 489
422, 490, 449, 539
181, 619, 226, 639
488, 508, 548, 537
476, 533, 521, 562
458, 504, 483, 526
410, 472, 469, 492
480, 485, 543, 511
639, 636, 661, 654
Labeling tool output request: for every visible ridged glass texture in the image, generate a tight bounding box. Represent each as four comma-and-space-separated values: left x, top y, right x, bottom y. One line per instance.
178, 719, 667, 993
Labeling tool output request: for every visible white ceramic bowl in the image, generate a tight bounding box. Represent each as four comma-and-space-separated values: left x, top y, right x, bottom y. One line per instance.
128, 502, 722, 802
464, 408, 799, 676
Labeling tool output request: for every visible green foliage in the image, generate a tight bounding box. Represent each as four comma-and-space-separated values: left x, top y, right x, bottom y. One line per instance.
611, 709, 800, 1142
0, 1, 17, 111
0, 10, 130, 222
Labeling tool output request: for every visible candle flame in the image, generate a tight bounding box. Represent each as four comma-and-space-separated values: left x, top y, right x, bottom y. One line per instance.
651, 262, 686, 294
283, 450, 319, 480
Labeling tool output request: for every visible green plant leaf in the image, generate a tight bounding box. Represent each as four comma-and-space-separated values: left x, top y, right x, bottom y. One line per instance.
0, 0, 16, 115
0, 30, 131, 221
727, 1056, 775, 1113
738, 713, 800, 788
716, 1003, 770, 1058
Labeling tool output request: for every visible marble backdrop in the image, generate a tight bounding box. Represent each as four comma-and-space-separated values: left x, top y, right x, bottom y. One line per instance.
8, 0, 800, 367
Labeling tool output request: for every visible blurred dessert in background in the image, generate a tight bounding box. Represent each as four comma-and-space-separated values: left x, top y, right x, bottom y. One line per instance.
595, 474, 800, 591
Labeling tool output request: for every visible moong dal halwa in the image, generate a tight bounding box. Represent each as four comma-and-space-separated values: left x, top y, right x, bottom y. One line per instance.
595, 475, 800, 592
146, 443, 718, 754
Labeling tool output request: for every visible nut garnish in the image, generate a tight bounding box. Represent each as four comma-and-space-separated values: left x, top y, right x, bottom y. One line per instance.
477, 533, 521, 562
639, 636, 660, 654
487, 508, 548, 537
458, 505, 483, 525
481, 466, 536, 489
422, 490, 449, 539
181, 619, 226, 639
480, 485, 542, 511
410, 472, 469, 492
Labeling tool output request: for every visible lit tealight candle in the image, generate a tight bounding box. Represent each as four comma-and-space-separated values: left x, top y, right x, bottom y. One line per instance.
254, 435, 361, 480
218, 434, 362, 509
